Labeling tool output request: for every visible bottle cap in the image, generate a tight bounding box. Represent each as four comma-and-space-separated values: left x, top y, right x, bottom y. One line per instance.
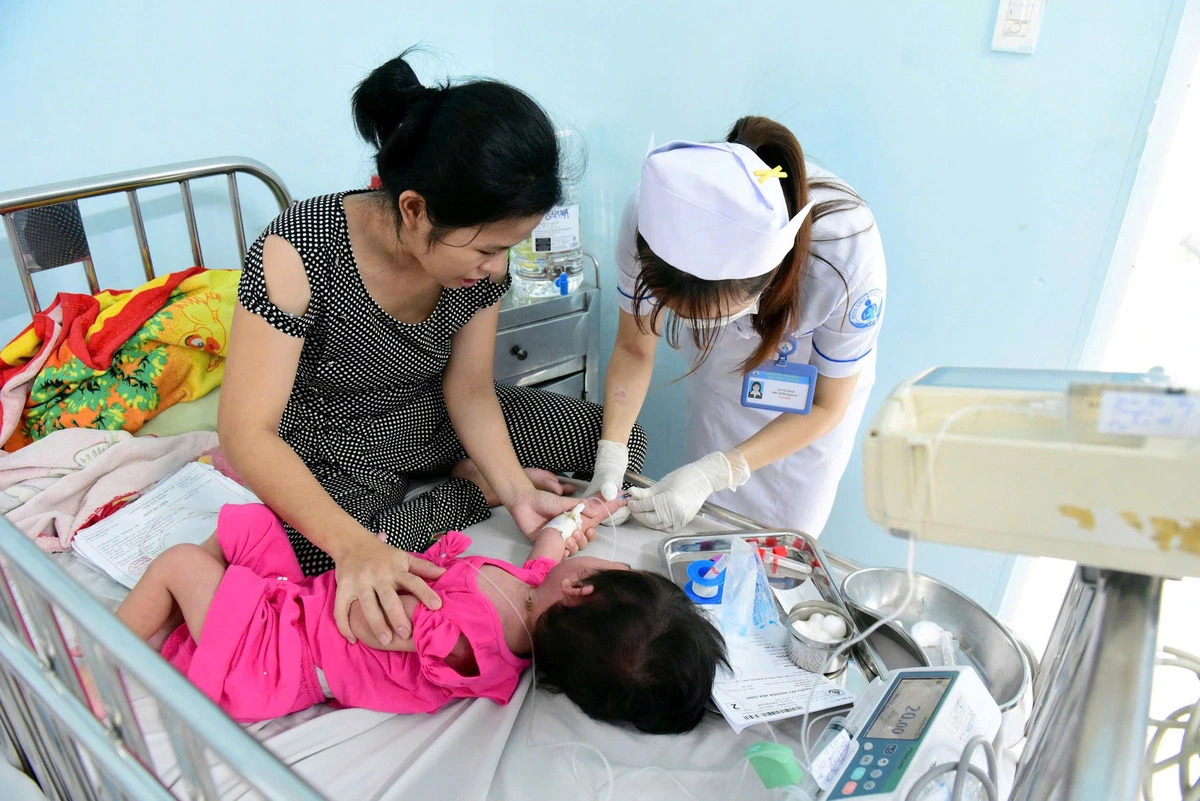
746, 741, 805, 789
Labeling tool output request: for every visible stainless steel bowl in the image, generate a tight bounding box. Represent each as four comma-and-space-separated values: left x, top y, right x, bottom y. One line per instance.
785, 601, 851, 676
840, 568, 1029, 710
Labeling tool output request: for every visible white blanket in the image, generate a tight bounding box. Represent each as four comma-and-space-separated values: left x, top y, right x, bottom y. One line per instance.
3, 428, 219, 549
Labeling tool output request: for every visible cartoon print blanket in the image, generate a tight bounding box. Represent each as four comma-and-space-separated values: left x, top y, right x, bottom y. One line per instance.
0, 268, 238, 451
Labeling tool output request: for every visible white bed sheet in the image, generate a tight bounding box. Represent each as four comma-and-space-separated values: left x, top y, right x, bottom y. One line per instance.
55, 501, 798, 801
54, 501, 1028, 801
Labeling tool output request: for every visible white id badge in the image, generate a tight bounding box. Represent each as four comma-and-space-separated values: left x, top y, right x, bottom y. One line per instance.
740, 337, 817, 415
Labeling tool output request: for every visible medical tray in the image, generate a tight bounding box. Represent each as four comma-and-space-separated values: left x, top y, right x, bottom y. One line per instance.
659, 530, 926, 684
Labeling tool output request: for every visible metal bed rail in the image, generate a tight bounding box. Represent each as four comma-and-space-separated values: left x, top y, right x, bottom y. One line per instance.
0, 517, 328, 801
1009, 566, 1163, 801
0, 157, 302, 799
0, 157, 292, 315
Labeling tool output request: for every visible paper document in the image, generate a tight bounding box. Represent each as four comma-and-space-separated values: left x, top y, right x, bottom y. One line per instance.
71, 462, 258, 589
705, 608, 855, 733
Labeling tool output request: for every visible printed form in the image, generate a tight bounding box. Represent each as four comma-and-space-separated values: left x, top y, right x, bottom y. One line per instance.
72, 462, 258, 589
704, 608, 855, 733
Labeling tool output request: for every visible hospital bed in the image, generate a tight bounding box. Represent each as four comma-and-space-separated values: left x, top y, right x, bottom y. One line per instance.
0, 158, 884, 801
0, 158, 1164, 801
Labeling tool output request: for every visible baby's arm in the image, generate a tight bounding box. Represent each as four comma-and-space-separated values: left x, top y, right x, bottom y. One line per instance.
527, 497, 627, 563
529, 526, 571, 563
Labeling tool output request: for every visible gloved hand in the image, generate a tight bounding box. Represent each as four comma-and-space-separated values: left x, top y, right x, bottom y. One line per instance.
582, 439, 632, 525
628, 450, 751, 532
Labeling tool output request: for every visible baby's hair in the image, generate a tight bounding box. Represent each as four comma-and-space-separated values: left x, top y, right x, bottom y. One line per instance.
533, 570, 728, 734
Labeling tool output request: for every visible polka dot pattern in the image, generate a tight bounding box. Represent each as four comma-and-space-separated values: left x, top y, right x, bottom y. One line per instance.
238, 192, 647, 576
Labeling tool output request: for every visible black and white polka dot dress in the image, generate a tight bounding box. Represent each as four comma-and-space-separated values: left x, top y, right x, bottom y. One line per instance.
236, 192, 646, 575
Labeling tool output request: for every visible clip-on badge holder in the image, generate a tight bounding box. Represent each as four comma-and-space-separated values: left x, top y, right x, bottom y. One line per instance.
741, 336, 817, 415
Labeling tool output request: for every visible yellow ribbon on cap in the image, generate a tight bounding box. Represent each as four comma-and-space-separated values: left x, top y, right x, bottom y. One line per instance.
753, 166, 788, 183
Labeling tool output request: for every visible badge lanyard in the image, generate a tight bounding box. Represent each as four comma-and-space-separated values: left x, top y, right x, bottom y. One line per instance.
740, 336, 817, 414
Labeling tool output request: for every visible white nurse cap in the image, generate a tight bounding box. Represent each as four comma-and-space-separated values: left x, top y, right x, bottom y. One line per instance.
637, 140, 815, 281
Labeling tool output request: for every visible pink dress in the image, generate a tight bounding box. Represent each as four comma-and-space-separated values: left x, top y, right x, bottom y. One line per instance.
161, 504, 554, 722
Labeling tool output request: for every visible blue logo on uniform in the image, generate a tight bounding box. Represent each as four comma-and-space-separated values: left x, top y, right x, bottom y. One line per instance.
849, 289, 883, 329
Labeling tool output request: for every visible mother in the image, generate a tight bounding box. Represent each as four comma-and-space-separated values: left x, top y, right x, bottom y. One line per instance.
219, 52, 645, 648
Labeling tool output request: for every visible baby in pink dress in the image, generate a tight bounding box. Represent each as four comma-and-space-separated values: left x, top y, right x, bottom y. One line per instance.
115, 500, 728, 734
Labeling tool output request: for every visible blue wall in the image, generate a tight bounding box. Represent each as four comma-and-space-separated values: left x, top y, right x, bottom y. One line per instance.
1, 1, 1187, 609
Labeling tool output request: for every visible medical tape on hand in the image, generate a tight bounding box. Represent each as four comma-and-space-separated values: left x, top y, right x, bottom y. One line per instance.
546, 503, 587, 541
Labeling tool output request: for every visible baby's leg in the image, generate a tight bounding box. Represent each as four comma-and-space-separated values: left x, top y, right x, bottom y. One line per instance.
116, 544, 225, 643
199, 532, 226, 567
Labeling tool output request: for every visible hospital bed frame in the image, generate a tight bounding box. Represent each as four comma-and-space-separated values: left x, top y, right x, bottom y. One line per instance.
2, 157, 291, 316
0, 158, 327, 800
0, 159, 1158, 801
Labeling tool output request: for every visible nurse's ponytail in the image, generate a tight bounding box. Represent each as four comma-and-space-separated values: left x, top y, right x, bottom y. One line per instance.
632, 116, 864, 375
352, 49, 562, 241
726, 117, 816, 372
727, 117, 864, 372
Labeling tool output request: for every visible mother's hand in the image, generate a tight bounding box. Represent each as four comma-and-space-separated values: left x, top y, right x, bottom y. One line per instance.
508, 489, 592, 542
333, 534, 446, 645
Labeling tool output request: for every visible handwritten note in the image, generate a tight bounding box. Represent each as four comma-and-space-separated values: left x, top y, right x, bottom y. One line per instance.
1098, 391, 1200, 438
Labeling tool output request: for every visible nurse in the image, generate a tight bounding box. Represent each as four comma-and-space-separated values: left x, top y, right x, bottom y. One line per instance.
585, 116, 885, 534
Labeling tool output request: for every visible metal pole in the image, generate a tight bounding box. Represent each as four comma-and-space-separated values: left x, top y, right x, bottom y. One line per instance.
179, 180, 204, 268
1009, 569, 1162, 800
227, 173, 247, 262
3, 213, 41, 314
126, 190, 155, 281
81, 256, 100, 295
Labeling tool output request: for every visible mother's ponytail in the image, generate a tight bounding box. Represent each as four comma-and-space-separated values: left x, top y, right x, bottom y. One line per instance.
351, 53, 431, 149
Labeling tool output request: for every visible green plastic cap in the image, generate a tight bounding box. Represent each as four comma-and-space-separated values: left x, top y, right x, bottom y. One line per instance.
745, 741, 805, 789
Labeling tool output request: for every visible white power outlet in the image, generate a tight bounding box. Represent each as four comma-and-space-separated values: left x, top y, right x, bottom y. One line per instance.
992, 0, 1045, 55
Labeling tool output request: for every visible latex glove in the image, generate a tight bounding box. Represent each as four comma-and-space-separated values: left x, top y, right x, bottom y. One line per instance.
581, 439, 632, 525
628, 450, 750, 532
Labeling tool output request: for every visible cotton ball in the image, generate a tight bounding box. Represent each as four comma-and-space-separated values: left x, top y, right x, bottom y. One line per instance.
822, 614, 847, 639
792, 618, 821, 641
911, 620, 944, 649
809, 613, 825, 627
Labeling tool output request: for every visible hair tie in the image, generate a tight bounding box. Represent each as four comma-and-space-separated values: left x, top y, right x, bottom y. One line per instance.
753, 166, 788, 183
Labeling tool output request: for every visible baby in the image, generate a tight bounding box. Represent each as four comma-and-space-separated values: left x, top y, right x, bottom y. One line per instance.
115, 499, 728, 734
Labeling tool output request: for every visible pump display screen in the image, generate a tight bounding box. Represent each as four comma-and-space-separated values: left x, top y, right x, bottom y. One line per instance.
865, 677, 951, 741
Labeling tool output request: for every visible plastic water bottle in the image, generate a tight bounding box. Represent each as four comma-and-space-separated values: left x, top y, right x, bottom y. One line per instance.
509, 132, 585, 298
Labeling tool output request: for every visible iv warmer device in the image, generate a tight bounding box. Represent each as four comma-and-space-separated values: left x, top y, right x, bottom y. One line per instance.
862, 367, 1200, 579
